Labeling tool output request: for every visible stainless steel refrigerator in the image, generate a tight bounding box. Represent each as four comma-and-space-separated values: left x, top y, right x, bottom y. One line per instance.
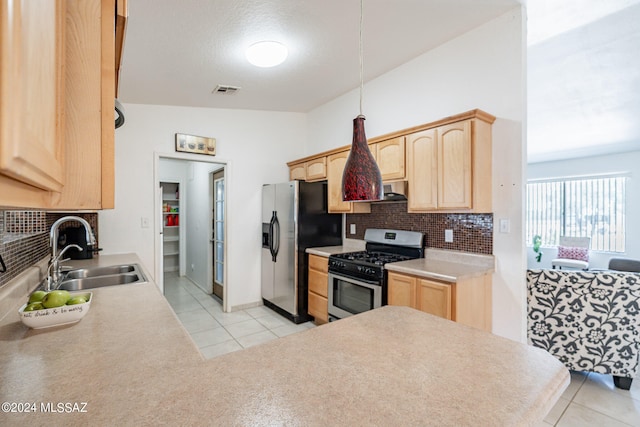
261, 181, 342, 323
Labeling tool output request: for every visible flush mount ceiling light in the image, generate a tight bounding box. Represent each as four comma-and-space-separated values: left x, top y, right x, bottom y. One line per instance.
245, 41, 288, 68
341, 0, 383, 202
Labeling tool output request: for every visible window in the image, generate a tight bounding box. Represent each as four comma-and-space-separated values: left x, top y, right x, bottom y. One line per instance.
526, 175, 626, 252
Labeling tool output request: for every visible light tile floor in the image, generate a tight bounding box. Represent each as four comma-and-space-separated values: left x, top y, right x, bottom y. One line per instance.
164, 274, 640, 426
539, 370, 640, 426
163, 273, 315, 360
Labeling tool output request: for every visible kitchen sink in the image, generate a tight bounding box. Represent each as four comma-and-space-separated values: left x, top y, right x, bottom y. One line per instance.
57, 264, 146, 291
63, 264, 137, 279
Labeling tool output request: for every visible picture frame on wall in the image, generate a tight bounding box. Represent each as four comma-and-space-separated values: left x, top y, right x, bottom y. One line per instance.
175, 133, 216, 156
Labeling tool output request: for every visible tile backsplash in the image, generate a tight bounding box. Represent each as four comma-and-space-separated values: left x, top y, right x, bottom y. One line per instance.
4, 211, 48, 234
0, 211, 99, 289
345, 202, 493, 254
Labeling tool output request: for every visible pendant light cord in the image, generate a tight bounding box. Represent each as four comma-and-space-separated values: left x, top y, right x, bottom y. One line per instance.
359, 0, 364, 117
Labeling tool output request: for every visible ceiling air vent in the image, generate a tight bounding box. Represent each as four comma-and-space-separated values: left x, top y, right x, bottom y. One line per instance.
213, 84, 241, 94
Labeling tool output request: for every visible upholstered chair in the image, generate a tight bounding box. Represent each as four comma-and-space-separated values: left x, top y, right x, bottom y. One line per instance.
527, 268, 640, 390
609, 257, 640, 273
551, 236, 590, 270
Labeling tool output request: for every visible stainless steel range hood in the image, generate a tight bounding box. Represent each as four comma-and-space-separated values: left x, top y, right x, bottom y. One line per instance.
115, 99, 125, 129
381, 181, 407, 202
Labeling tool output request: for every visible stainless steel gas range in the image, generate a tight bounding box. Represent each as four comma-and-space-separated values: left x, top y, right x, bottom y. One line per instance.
327, 229, 424, 321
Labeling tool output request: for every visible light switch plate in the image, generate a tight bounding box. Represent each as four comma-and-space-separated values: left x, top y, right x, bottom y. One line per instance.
141, 217, 149, 228
350, 224, 356, 234
445, 229, 453, 243
499, 219, 510, 233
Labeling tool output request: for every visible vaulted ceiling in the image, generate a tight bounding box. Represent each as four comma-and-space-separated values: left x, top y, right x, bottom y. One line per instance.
118, 0, 640, 163
119, 0, 518, 112
527, 0, 640, 162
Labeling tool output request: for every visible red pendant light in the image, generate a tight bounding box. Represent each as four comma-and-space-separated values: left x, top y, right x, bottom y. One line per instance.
341, 0, 383, 202
342, 115, 383, 201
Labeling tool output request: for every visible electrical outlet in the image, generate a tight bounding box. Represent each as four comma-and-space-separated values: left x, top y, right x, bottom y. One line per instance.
445, 229, 454, 243
350, 224, 356, 234
141, 217, 149, 228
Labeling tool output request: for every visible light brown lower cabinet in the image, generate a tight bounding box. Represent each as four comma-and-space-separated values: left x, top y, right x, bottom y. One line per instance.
387, 271, 492, 332
307, 254, 329, 324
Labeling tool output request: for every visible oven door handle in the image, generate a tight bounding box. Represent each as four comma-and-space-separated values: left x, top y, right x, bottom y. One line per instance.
329, 272, 380, 286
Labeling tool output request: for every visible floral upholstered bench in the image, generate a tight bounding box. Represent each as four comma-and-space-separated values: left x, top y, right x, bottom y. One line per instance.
527, 269, 640, 390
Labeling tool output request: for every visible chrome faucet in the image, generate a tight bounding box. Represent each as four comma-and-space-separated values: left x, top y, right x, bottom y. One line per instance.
48, 216, 97, 289
45, 244, 83, 291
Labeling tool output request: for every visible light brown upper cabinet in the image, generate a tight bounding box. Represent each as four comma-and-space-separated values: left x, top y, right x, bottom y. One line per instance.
0, 0, 124, 210
407, 116, 493, 213
304, 157, 327, 182
438, 121, 471, 208
115, 0, 128, 98
286, 109, 494, 214
289, 163, 306, 181
288, 157, 327, 182
0, 0, 66, 204
373, 136, 405, 181
327, 150, 370, 214
406, 129, 438, 210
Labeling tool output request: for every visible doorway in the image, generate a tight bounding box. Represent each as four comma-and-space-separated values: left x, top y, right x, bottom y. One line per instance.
154, 153, 227, 311
160, 181, 181, 275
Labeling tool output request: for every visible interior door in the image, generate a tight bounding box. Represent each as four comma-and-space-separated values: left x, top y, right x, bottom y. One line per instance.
212, 172, 224, 300
155, 184, 164, 293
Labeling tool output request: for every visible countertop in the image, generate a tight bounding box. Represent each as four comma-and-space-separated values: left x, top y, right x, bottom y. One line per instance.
305, 239, 366, 257
385, 248, 495, 282
0, 254, 567, 426
307, 244, 494, 283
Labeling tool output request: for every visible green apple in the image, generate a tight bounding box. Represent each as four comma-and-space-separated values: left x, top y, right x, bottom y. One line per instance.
24, 302, 44, 311
42, 290, 71, 309
28, 290, 47, 303
66, 296, 87, 305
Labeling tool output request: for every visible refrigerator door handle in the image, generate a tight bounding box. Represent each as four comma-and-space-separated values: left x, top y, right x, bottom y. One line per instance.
268, 211, 276, 262
272, 211, 280, 262
269, 212, 275, 260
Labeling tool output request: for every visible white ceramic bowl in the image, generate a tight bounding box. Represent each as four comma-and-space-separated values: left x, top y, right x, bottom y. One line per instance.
18, 292, 92, 329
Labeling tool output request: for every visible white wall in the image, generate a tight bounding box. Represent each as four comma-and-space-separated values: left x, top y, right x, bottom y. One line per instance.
99, 104, 306, 310
307, 9, 526, 342
527, 150, 640, 269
